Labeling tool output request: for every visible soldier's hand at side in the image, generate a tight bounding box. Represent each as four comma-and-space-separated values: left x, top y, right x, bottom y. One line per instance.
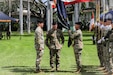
97, 40, 101, 44
68, 30, 71, 32
101, 37, 105, 41
39, 47, 43, 51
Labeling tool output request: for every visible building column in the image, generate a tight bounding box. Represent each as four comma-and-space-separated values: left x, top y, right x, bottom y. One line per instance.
9, 0, 11, 33
86, 2, 89, 8
47, 0, 50, 31
109, 0, 113, 10
20, 0, 23, 35
74, 4, 79, 22
27, 0, 31, 34
73, 4, 79, 31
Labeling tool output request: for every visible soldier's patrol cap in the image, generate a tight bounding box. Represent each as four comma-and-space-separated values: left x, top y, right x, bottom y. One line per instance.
37, 19, 44, 23
75, 22, 82, 26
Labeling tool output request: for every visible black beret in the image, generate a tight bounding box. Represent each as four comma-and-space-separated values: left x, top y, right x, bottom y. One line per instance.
107, 18, 112, 21
52, 20, 57, 25
37, 19, 44, 23
75, 22, 82, 26
104, 19, 107, 22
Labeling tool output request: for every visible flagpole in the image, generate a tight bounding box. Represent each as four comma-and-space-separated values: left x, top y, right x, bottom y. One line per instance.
72, 14, 75, 31
102, 0, 105, 20
96, 0, 100, 22
74, 4, 79, 22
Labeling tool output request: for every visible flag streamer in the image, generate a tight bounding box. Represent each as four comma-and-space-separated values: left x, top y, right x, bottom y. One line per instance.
57, 0, 70, 29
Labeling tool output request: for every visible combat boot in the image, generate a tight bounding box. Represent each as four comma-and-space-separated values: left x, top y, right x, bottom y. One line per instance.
35, 69, 42, 73
103, 69, 108, 73
98, 66, 105, 70
75, 68, 81, 73
50, 67, 56, 72
56, 67, 59, 71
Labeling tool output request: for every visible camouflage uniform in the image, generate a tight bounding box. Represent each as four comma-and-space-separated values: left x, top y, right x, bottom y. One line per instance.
68, 29, 83, 70
94, 25, 104, 67
102, 26, 108, 69
109, 30, 113, 74
100, 25, 105, 67
101, 25, 112, 71
104, 28, 113, 74
35, 26, 44, 70
45, 29, 64, 69
104, 28, 113, 72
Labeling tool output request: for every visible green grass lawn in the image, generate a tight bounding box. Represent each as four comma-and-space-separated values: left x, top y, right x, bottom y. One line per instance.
0, 33, 104, 75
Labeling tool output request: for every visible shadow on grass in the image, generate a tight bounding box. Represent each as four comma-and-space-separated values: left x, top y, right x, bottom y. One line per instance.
2, 66, 35, 74
71, 65, 103, 75
2, 66, 74, 74
65, 39, 92, 41
45, 70, 74, 73
2, 65, 104, 75
84, 43, 95, 45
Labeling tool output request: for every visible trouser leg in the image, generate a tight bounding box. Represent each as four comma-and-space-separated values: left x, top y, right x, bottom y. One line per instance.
92, 35, 95, 44
97, 44, 103, 67
100, 45, 104, 67
103, 45, 107, 68
104, 52, 107, 69
36, 50, 44, 70
75, 53, 82, 69
74, 49, 82, 70
50, 49, 55, 68
105, 42, 110, 71
108, 43, 113, 74
56, 49, 60, 68
110, 52, 113, 73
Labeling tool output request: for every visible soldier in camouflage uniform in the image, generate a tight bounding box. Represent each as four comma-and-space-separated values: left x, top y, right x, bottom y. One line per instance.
105, 19, 112, 73
94, 20, 104, 67
45, 22, 64, 71
68, 22, 83, 73
98, 20, 108, 72
99, 20, 105, 69
98, 19, 112, 73
104, 23, 113, 75
102, 20, 109, 70
34, 19, 44, 73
